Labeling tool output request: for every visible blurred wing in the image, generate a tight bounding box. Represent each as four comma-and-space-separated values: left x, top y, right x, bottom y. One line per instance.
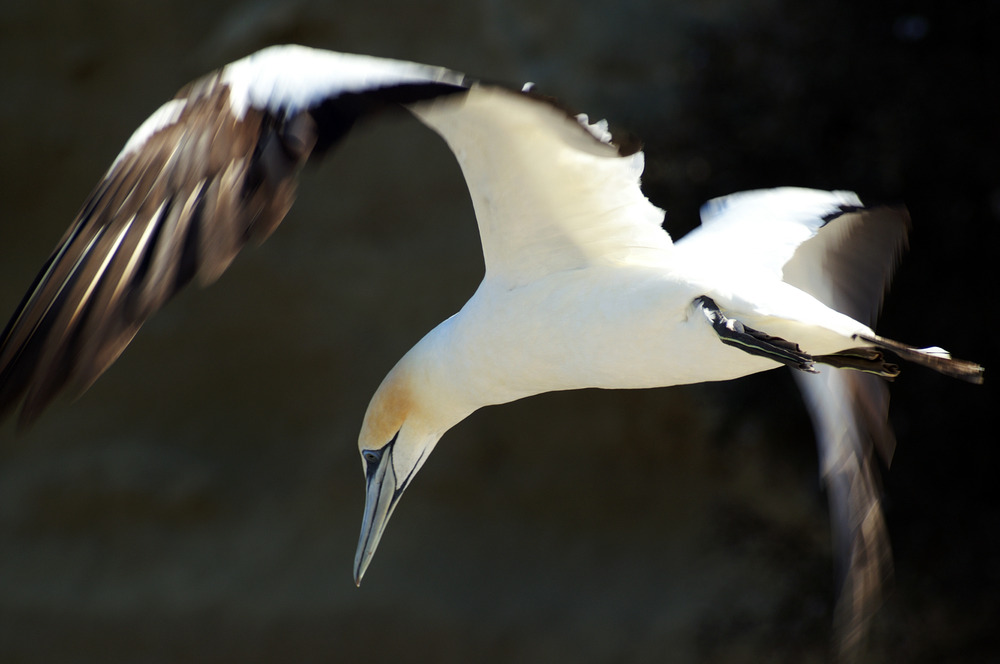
783, 204, 910, 336
784, 200, 908, 654
411, 87, 670, 288
794, 369, 894, 658
0, 45, 467, 424
683, 188, 911, 650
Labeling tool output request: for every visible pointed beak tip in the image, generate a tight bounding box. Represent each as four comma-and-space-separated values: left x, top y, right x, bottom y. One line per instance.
354, 446, 398, 592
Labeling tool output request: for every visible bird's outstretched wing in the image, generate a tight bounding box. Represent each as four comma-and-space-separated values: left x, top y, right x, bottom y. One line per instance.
678, 188, 879, 281
0, 45, 468, 424
684, 188, 909, 652
411, 86, 670, 288
678, 188, 910, 652
1, 45, 674, 423
787, 202, 909, 656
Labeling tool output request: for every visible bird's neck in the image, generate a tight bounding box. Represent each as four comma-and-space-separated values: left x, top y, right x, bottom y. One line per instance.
363, 318, 485, 445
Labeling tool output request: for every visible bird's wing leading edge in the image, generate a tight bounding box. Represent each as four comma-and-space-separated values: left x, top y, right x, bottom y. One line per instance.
788, 202, 909, 655
0, 45, 468, 424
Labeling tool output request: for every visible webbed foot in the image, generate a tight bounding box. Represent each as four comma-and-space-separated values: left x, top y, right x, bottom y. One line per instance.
695, 296, 818, 373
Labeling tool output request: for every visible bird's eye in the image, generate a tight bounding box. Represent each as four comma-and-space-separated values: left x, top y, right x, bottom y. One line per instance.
361, 435, 397, 475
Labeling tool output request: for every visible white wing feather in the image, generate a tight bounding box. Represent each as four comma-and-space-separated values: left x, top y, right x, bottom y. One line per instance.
677, 187, 862, 281
222, 44, 467, 118
412, 87, 670, 288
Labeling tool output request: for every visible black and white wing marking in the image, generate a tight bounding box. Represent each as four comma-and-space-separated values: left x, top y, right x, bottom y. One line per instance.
0, 45, 467, 424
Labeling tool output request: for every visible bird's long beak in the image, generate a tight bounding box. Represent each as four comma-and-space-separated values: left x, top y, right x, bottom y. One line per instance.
353, 447, 398, 586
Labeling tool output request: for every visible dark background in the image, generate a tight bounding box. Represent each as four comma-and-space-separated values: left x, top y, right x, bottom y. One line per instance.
0, 1, 996, 662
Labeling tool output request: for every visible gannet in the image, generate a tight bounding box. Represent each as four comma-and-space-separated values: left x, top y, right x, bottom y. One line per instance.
0, 45, 984, 655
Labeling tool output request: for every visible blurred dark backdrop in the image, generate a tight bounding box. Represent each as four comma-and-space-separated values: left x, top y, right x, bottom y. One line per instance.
0, 1, 996, 662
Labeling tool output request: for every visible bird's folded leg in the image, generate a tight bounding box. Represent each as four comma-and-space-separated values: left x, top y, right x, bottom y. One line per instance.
695, 296, 819, 373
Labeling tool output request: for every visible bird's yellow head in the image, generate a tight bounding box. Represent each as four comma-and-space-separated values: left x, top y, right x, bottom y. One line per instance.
352, 352, 456, 586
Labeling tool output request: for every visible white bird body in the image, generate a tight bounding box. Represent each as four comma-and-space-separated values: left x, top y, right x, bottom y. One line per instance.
377, 90, 876, 419
0, 45, 983, 658
394, 263, 849, 411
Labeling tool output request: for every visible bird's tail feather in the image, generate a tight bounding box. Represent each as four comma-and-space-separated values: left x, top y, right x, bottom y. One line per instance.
854, 333, 984, 384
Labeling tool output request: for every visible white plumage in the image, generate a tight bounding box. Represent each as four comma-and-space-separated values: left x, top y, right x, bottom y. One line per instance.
0, 45, 983, 657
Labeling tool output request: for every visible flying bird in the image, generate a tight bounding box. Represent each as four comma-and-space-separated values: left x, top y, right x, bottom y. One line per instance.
0, 45, 984, 656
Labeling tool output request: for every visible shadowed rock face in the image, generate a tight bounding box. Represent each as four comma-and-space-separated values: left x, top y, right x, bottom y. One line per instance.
0, 2, 995, 662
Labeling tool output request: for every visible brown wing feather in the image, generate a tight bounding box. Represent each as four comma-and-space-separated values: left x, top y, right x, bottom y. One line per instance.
0, 77, 316, 425
0, 54, 469, 426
